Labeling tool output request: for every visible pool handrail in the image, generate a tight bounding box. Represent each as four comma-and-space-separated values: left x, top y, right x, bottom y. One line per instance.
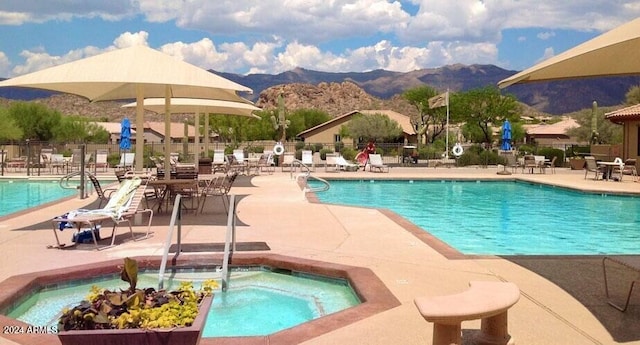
158, 194, 183, 290
157, 193, 237, 291
58, 170, 92, 199
291, 159, 330, 194
221, 194, 237, 291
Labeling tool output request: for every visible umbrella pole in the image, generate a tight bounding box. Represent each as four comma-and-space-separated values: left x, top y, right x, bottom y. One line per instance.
135, 85, 144, 171
164, 86, 172, 180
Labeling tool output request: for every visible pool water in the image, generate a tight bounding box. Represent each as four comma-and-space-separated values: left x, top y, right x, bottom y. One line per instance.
8, 268, 360, 337
0, 180, 76, 217
309, 180, 640, 255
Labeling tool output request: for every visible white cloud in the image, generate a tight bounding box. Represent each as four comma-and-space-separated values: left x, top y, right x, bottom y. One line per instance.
0, 52, 10, 77
0, 0, 136, 23
7, 31, 152, 76
537, 31, 556, 40
113, 31, 150, 49
537, 47, 556, 63
3, 1, 640, 75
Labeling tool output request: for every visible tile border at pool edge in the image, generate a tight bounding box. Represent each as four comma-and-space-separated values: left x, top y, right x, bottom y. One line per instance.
0, 253, 401, 345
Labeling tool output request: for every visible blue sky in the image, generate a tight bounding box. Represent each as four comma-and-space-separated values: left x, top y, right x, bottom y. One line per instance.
0, 1, 638, 78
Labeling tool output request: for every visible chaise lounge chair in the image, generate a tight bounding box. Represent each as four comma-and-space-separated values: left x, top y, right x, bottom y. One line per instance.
325, 153, 339, 172
116, 152, 135, 169
301, 150, 315, 171
368, 154, 389, 172
51, 177, 153, 250
336, 156, 359, 171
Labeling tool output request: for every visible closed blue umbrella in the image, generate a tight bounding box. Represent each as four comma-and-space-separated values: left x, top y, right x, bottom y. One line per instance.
119, 117, 131, 151
501, 120, 512, 151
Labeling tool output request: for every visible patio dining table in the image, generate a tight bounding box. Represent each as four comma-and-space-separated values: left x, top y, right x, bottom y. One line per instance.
597, 161, 623, 181
147, 178, 200, 213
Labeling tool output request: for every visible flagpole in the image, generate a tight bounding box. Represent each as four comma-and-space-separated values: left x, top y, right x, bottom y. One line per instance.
445, 89, 450, 159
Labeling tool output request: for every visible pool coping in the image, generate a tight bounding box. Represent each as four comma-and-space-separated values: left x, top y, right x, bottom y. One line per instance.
0, 253, 401, 345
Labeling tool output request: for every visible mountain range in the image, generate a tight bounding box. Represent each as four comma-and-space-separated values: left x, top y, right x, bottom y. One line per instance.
2, 64, 640, 115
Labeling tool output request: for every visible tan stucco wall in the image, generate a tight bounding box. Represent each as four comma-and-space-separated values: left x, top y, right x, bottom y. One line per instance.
623, 121, 640, 159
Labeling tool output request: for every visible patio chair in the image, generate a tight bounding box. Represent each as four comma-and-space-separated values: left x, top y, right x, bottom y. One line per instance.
51, 177, 153, 250
212, 149, 227, 173
94, 149, 109, 172
280, 152, 295, 172
50, 154, 67, 173
40, 148, 53, 172
86, 172, 119, 208
522, 155, 538, 174
170, 152, 180, 164
612, 158, 638, 181
69, 149, 83, 171
6, 156, 27, 171
584, 156, 604, 180
198, 172, 238, 213
257, 152, 275, 174
368, 154, 389, 172
336, 156, 359, 171
503, 153, 520, 173
301, 150, 315, 171
545, 156, 557, 174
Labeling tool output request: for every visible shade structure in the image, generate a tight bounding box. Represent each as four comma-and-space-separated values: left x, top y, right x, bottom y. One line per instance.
123, 97, 261, 161
122, 98, 261, 118
119, 117, 132, 151
498, 17, 640, 88
0, 45, 252, 174
501, 120, 512, 151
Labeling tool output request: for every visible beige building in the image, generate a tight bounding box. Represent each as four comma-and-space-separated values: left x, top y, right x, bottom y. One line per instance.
605, 103, 640, 160
523, 118, 583, 148
297, 109, 417, 144
95, 121, 211, 144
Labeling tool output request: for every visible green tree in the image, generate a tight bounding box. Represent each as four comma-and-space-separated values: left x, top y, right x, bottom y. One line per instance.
403, 86, 448, 144
343, 113, 403, 143
53, 116, 109, 143
287, 109, 331, 140
566, 107, 622, 144
451, 86, 520, 145
8, 102, 61, 141
0, 107, 23, 141
625, 85, 640, 105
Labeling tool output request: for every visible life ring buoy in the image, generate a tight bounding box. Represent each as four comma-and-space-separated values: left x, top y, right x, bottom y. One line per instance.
452, 143, 464, 157
273, 143, 285, 155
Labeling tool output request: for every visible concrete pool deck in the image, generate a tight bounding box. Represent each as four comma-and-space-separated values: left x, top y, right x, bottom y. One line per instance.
0, 165, 639, 345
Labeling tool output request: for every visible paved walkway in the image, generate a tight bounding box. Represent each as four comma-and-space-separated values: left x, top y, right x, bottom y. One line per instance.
1, 164, 639, 345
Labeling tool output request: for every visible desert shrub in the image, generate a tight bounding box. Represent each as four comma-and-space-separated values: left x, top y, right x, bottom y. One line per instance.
537, 147, 565, 166
334, 142, 344, 152
340, 147, 358, 161
319, 148, 333, 160
311, 143, 324, 152
517, 144, 536, 155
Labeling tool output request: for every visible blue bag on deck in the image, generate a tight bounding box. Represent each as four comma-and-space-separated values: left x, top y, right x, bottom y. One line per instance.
72, 225, 101, 243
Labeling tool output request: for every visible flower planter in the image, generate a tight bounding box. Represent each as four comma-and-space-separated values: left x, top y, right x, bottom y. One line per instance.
57, 295, 212, 345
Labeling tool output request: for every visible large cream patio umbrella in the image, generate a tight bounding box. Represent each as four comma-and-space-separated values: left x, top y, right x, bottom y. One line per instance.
498, 17, 640, 88
0, 45, 252, 174
122, 97, 261, 164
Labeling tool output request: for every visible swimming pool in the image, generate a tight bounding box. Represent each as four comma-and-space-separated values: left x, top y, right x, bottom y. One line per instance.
0, 180, 77, 217
309, 179, 640, 255
8, 267, 360, 337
